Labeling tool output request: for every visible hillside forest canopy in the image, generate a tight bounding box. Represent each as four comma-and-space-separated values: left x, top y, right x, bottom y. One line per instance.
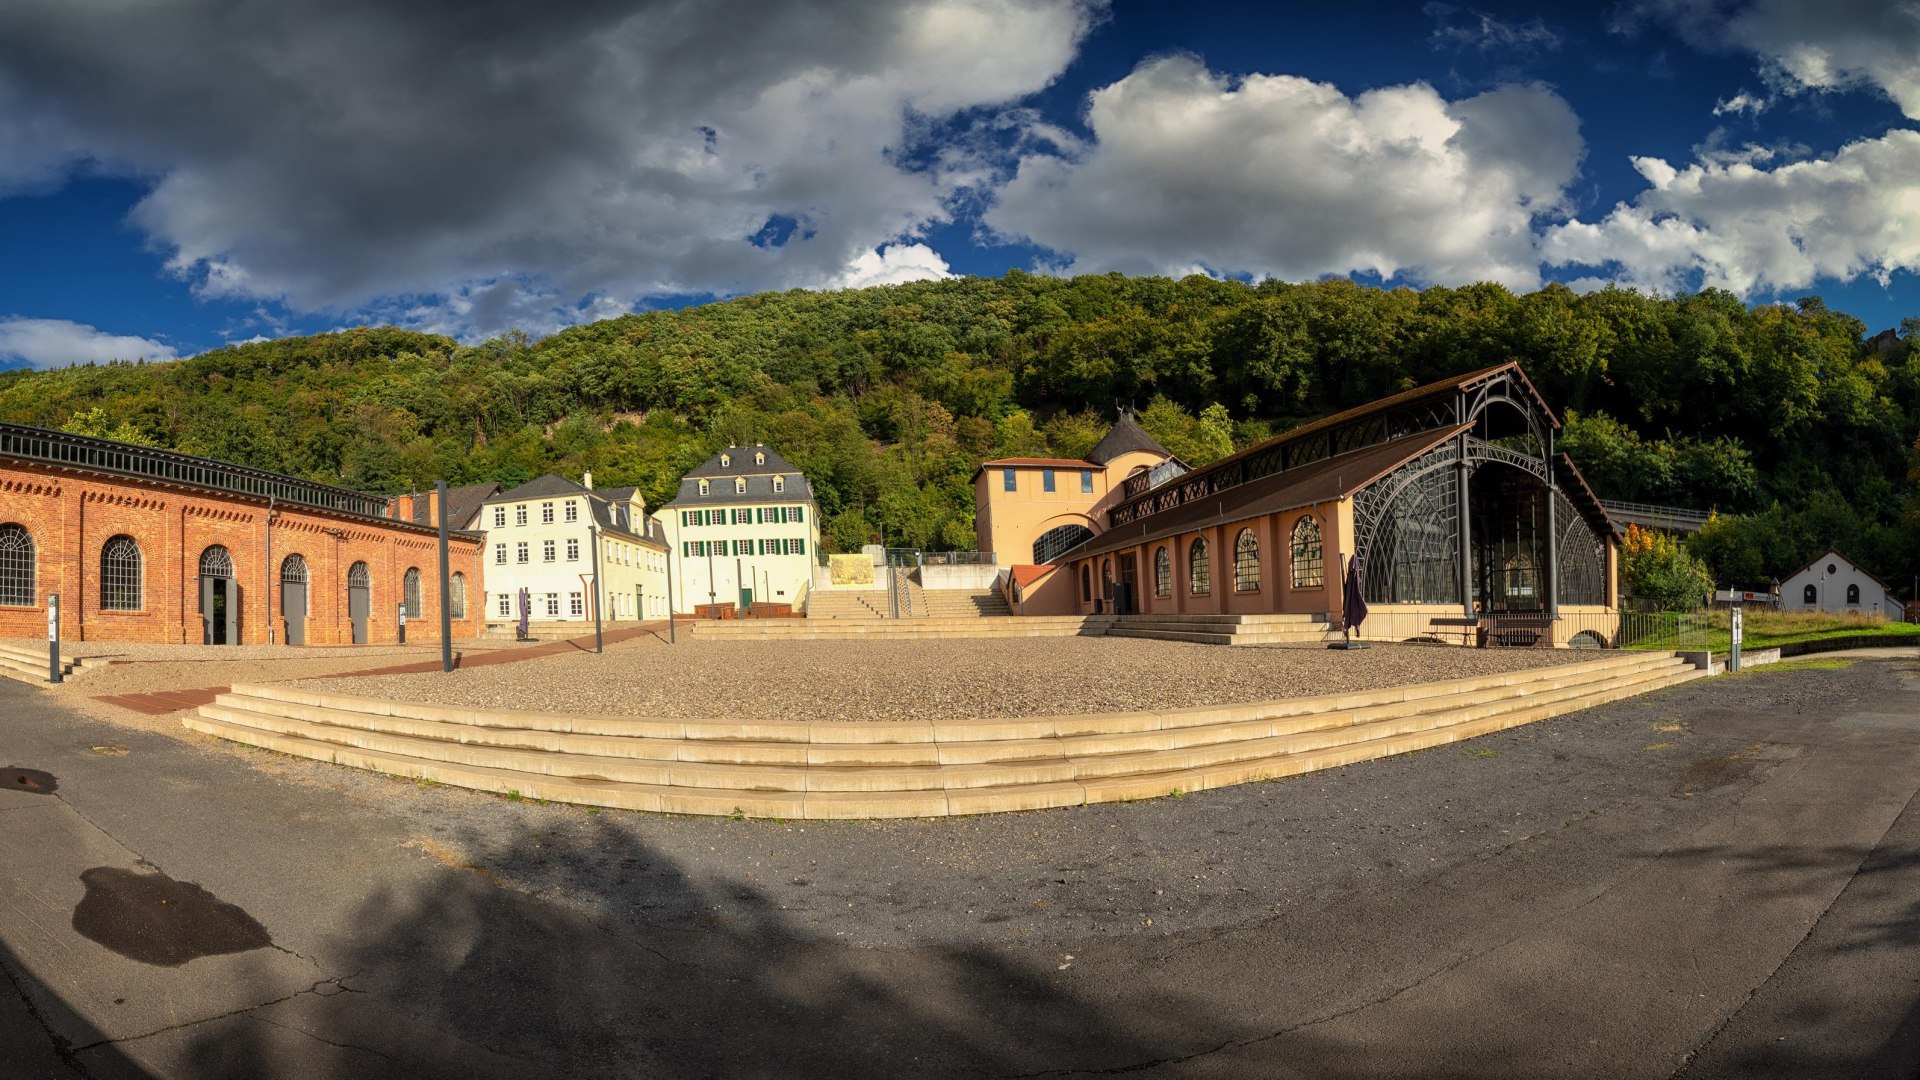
1, 273, 1916, 596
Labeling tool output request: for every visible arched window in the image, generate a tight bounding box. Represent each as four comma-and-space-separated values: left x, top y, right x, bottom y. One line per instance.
773, 476, 785, 493
1033, 523, 1094, 565
720, 453, 731, 468
0, 523, 35, 607
698, 479, 710, 496
403, 568, 422, 618
1847, 583, 1861, 605
755, 451, 765, 465
348, 561, 370, 589
279, 553, 308, 585
734, 477, 747, 494
1803, 583, 1817, 604
1189, 538, 1211, 596
1154, 546, 1171, 597
1080, 564, 1091, 602
199, 545, 233, 578
450, 572, 467, 619
1290, 516, 1323, 589
1234, 529, 1261, 592
101, 535, 143, 611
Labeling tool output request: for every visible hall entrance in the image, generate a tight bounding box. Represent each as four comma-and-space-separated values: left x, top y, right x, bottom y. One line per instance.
347, 562, 370, 644
198, 546, 240, 646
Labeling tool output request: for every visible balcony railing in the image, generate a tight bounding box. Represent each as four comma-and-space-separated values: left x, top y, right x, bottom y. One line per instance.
0, 421, 392, 520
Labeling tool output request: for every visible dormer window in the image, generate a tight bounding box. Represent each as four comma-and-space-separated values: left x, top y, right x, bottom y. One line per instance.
773, 476, 785, 494
734, 477, 747, 494
720, 454, 731, 468
698, 479, 710, 496
755, 451, 765, 465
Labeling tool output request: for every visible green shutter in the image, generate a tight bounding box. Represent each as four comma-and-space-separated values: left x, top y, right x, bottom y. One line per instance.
794, 506, 804, 523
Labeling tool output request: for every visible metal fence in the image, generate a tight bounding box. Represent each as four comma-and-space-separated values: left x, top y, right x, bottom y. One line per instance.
1352, 607, 1715, 651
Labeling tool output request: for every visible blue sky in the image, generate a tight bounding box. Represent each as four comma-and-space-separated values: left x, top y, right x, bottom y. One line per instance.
0, 0, 1917, 369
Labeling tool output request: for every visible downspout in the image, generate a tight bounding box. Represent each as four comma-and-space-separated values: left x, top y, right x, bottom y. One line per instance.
266, 495, 275, 645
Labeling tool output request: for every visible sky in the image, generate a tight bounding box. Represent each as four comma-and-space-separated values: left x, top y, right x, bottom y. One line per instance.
1, 0, 1918, 369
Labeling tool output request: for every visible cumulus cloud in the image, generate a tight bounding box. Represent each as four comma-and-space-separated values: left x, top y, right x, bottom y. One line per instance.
0, 318, 177, 369
1540, 129, 1920, 294
0, 0, 1096, 338
1712, 90, 1769, 117
834, 243, 956, 288
1620, 0, 1920, 118
984, 56, 1583, 290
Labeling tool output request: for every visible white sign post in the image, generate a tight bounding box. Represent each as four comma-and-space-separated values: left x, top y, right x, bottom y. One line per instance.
46, 593, 61, 684
397, 602, 408, 645
1729, 604, 1743, 673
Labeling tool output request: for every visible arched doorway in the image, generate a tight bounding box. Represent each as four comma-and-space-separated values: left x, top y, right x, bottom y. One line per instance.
347, 561, 371, 644
280, 554, 309, 646
198, 545, 239, 645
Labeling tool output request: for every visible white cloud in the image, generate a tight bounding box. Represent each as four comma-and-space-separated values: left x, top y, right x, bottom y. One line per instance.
0, 318, 177, 369
1621, 0, 1920, 119
1540, 128, 1920, 294
0, 0, 1098, 339
1712, 90, 1769, 116
984, 56, 1584, 290
834, 243, 956, 288
1426, 4, 1563, 52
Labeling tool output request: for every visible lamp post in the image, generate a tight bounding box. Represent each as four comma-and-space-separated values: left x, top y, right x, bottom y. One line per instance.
588, 522, 604, 654
437, 479, 453, 673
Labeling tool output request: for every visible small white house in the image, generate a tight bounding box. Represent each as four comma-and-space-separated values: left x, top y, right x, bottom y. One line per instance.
1780, 550, 1899, 616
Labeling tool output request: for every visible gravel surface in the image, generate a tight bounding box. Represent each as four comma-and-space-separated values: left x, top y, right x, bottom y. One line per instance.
187, 656, 1910, 950
322, 636, 1579, 721
0, 637, 526, 662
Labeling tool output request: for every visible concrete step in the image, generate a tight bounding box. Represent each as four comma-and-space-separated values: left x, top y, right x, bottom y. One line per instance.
1111, 613, 1329, 625
193, 656, 1689, 794
1104, 624, 1337, 646
187, 653, 1697, 817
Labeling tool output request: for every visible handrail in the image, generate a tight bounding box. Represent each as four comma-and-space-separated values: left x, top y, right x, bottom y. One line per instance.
0, 421, 391, 519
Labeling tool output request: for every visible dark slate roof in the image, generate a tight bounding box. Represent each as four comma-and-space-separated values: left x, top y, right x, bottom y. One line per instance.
1086, 410, 1175, 466
493, 474, 588, 503
408, 482, 500, 529
683, 445, 803, 478
1066, 426, 1466, 562
665, 446, 816, 508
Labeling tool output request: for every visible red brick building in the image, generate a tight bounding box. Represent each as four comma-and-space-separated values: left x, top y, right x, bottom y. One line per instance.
0, 423, 484, 645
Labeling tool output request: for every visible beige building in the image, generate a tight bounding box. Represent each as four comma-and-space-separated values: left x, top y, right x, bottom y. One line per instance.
657, 445, 820, 615
974, 411, 1183, 568
479, 474, 669, 625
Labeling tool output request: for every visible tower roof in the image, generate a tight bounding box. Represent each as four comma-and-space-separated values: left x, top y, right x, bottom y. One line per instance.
1086, 410, 1174, 466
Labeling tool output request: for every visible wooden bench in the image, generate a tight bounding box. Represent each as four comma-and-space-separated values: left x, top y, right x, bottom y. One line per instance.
1486, 613, 1553, 648
1429, 616, 1480, 647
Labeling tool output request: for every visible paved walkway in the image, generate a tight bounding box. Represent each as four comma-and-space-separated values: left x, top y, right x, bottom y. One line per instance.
90, 622, 673, 715
4, 657, 1920, 1077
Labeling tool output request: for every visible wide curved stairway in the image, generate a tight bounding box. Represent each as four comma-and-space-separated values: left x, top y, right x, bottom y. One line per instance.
186, 651, 1701, 819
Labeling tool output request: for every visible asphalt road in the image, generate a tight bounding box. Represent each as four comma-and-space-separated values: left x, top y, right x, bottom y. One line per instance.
2, 655, 1919, 1078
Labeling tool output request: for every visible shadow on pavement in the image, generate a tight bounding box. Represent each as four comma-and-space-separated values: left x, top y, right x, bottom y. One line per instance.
176, 815, 1197, 1079
0, 936, 156, 1079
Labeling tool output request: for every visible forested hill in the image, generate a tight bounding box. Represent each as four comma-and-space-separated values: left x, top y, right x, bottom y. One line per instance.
1, 273, 1916, 590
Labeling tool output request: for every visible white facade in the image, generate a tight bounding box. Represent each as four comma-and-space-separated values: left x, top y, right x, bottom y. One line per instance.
657, 445, 820, 614
1780, 550, 1898, 616
479, 478, 670, 624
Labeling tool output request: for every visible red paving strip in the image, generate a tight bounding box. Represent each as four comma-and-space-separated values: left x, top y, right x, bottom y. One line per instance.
90, 621, 677, 715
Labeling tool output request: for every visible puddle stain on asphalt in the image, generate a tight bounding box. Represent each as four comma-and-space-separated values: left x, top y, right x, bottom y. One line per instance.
4, 768, 57, 795
72, 867, 272, 967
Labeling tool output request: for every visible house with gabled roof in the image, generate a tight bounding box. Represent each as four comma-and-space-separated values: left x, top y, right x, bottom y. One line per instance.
478, 472, 669, 628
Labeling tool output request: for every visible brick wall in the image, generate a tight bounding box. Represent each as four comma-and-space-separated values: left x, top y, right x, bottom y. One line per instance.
0, 461, 485, 645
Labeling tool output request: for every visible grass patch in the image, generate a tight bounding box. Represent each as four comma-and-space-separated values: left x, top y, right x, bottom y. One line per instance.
503, 788, 523, 802
1624, 611, 1920, 653
1645, 742, 1677, 751
1742, 658, 1857, 674
1463, 747, 1501, 759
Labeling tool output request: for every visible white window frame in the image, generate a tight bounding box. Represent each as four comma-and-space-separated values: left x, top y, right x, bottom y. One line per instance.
566, 538, 580, 562
543, 539, 556, 563
564, 502, 578, 523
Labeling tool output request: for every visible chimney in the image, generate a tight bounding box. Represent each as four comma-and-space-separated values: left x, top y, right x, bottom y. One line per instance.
583, 470, 594, 490
395, 494, 415, 521
425, 488, 441, 525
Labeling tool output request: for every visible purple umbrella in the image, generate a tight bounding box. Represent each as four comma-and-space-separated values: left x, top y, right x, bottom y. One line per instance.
1343, 555, 1370, 633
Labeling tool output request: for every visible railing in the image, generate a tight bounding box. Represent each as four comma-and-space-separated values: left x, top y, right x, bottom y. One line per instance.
1349, 607, 1712, 651
0, 421, 391, 519
1598, 499, 1712, 533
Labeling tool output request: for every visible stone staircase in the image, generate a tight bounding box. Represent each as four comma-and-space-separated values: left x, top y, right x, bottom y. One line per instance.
0, 640, 97, 685
802, 591, 889, 619
185, 651, 1702, 819
1104, 613, 1338, 646
689, 614, 1113, 641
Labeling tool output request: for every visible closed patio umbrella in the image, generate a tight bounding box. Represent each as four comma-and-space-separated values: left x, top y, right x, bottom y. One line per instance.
517, 587, 530, 641
1331, 555, 1371, 650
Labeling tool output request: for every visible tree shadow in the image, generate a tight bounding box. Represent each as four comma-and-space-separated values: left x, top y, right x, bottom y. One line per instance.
174, 815, 1204, 1079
